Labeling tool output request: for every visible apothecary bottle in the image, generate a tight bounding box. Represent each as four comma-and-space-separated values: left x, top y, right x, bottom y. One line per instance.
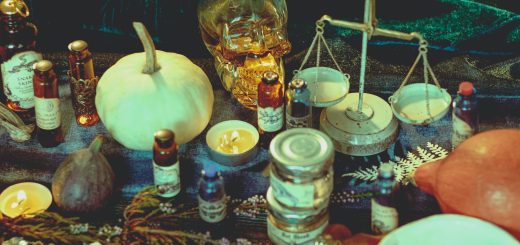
285, 78, 312, 129
153, 129, 181, 198
257, 71, 284, 148
371, 163, 399, 235
0, 0, 41, 121
451, 81, 478, 149
67, 40, 99, 127
33, 60, 64, 147
198, 164, 227, 223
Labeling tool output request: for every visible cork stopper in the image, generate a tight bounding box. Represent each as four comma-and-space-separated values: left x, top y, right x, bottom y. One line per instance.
289, 78, 307, 90
154, 129, 175, 148
33, 60, 53, 72
68, 40, 88, 52
261, 71, 279, 84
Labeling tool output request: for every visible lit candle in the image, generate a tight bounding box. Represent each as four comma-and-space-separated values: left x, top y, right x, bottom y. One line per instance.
217, 129, 255, 154
0, 182, 52, 218
206, 120, 259, 166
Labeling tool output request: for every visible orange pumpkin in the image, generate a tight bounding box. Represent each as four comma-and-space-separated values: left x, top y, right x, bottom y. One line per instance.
414, 129, 520, 239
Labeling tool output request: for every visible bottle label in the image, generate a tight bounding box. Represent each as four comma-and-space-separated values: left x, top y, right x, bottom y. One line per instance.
35, 97, 61, 130
153, 161, 181, 198
198, 195, 227, 223
1, 51, 43, 108
270, 172, 315, 208
258, 106, 283, 132
286, 113, 311, 129
451, 113, 474, 148
268, 215, 328, 244
371, 199, 398, 235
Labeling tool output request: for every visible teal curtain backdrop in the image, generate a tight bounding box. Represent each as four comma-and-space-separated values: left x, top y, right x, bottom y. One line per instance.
23, 0, 519, 57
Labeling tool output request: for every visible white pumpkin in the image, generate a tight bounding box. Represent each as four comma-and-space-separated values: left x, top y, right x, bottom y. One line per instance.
95, 22, 214, 150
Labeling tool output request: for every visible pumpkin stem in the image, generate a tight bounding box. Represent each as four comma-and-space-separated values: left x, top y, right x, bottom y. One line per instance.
132, 22, 161, 74
411, 159, 441, 195
89, 135, 104, 155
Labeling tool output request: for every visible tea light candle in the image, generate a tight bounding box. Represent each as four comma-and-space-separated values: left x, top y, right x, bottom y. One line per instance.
206, 120, 259, 166
0, 182, 52, 218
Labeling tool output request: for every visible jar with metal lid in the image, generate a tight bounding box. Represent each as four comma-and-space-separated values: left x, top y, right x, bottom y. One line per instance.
266, 188, 329, 245
269, 128, 334, 209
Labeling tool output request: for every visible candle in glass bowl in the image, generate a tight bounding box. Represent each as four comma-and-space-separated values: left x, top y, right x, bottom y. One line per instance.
206, 120, 259, 166
0, 182, 52, 218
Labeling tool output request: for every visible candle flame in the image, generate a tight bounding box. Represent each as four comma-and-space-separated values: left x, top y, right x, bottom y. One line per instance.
11, 190, 27, 209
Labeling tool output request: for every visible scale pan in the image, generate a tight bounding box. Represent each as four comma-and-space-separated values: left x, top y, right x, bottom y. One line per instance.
294, 67, 349, 107
390, 83, 452, 125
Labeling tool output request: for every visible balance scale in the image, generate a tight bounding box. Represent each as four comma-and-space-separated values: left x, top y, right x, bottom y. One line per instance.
296, 0, 451, 156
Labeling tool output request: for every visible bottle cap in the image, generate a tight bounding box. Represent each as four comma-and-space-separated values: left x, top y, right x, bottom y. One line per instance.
261, 71, 279, 84
68, 40, 88, 52
289, 79, 307, 90
0, 0, 28, 17
154, 129, 175, 148
204, 164, 217, 178
378, 163, 395, 178
33, 60, 53, 72
459, 81, 474, 96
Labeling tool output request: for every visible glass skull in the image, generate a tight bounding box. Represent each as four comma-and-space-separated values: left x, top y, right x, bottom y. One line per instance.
198, 0, 291, 110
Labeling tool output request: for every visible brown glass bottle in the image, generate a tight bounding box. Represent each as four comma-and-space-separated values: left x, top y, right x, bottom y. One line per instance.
33, 60, 63, 147
67, 40, 99, 127
257, 71, 284, 148
0, 0, 41, 122
153, 129, 181, 198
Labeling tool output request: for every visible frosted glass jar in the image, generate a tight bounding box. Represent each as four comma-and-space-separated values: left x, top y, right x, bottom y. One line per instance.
269, 128, 334, 209
266, 188, 329, 245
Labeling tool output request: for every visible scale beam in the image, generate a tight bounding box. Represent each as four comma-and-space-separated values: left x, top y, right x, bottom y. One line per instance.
319, 15, 425, 43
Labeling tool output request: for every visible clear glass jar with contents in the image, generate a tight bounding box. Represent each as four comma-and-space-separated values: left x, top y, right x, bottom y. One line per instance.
266, 188, 329, 245
269, 128, 334, 209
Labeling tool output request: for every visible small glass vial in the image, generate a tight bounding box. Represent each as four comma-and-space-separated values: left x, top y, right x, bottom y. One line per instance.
67, 40, 99, 127
451, 81, 478, 149
285, 78, 312, 129
0, 0, 42, 122
269, 128, 334, 209
198, 164, 227, 223
371, 163, 399, 235
153, 129, 181, 198
33, 60, 63, 147
257, 71, 284, 148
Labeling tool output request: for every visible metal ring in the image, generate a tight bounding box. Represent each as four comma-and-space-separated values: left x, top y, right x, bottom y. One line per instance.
315, 20, 325, 34
419, 46, 428, 54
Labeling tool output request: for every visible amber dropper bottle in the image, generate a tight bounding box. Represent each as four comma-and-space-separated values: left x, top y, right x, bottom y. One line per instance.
33, 60, 64, 147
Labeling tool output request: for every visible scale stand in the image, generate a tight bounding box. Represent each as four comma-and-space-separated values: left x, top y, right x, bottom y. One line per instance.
317, 0, 446, 156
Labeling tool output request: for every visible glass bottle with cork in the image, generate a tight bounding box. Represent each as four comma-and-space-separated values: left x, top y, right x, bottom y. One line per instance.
451, 81, 478, 149
371, 163, 399, 235
0, 0, 41, 122
67, 40, 99, 127
257, 70, 284, 148
285, 78, 312, 129
153, 129, 181, 198
198, 164, 227, 223
33, 60, 64, 147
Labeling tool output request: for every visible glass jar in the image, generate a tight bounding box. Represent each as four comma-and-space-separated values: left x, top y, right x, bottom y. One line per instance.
267, 188, 329, 245
197, 0, 291, 110
269, 128, 334, 209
